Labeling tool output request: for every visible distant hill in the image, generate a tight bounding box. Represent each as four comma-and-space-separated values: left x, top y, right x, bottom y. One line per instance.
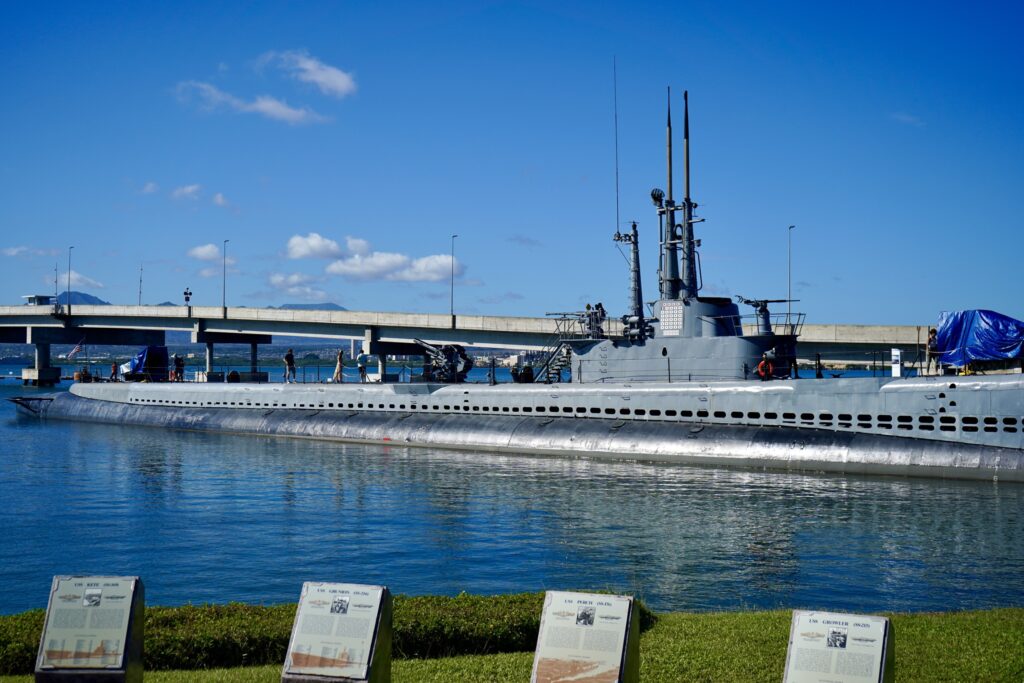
57, 291, 110, 305
276, 303, 347, 311
156, 301, 176, 306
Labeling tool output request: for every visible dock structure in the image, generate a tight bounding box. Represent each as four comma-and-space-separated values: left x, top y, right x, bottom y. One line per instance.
0, 303, 928, 385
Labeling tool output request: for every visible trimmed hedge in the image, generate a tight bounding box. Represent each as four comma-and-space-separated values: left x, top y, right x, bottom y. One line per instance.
0, 592, 655, 675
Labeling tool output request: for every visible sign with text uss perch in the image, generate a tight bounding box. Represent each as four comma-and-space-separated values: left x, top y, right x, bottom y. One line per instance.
282, 582, 392, 683
35, 575, 144, 683
531, 590, 639, 683
783, 610, 893, 683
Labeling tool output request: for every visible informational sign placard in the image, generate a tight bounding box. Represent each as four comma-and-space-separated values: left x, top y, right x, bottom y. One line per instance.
282, 582, 391, 682
783, 610, 893, 683
890, 348, 902, 377
36, 575, 144, 682
531, 591, 639, 683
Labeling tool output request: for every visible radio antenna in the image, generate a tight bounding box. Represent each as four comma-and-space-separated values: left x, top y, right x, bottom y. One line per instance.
613, 56, 621, 231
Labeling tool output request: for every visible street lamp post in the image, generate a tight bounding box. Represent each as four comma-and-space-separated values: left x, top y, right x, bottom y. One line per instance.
67, 246, 74, 316
787, 225, 795, 330
450, 234, 458, 324
222, 239, 229, 313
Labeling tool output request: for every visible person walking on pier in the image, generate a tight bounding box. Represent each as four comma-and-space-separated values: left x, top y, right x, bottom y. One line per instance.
284, 349, 296, 383
333, 349, 345, 383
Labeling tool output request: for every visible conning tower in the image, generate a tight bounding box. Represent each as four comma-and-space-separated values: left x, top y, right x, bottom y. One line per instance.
564, 91, 799, 383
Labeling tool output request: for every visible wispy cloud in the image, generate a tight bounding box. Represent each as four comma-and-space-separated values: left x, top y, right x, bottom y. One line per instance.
212, 192, 229, 207
890, 112, 925, 127
287, 232, 343, 259
54, 270, 104, 289
261, 50, 356, 98
176, 80, 327, 125
172, 184, 202, 200
508, 234, 542, 248
268, 272, 327, 300
478, 291, 524, 304
141, 181, 159, 194
4, 245, 59, 257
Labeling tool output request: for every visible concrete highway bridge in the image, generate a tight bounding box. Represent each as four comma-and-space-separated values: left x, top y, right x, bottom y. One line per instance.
0, 303, 930, 384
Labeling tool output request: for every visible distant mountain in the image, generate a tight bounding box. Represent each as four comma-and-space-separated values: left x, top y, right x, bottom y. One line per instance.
57, 291, 110, 305
156, 301, 176, 306
276, 303, 347, 311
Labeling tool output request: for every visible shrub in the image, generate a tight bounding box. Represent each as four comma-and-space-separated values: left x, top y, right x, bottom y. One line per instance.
0, 592, 655, 674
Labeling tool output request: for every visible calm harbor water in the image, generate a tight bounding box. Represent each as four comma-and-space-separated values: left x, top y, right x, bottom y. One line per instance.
1, 374, 1022, 615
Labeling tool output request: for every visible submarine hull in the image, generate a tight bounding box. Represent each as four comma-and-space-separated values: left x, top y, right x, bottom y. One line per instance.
17, 392, 1024, 482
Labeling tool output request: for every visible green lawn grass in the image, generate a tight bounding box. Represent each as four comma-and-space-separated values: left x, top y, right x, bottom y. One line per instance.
5, 608, 1022, 682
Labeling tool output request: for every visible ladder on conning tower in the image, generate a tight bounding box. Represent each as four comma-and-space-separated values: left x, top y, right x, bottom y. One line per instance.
532, 314, 590, 383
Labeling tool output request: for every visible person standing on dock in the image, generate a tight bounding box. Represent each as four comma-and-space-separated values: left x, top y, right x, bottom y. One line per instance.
333, 349, 344, 383
357, 350, 368, 383
927, 328, 939, 375
284, 349, 296, 383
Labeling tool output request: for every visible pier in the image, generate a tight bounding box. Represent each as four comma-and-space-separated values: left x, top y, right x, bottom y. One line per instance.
0, 303, 928, 385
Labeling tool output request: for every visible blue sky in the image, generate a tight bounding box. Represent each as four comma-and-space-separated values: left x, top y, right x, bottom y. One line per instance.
2, 1, 1022, 325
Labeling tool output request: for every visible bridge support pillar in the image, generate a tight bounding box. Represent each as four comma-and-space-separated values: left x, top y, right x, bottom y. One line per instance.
250, 343, 258, 374
205, 342, 214, 373
378, 354, 387, 381
23, 342, 61, 387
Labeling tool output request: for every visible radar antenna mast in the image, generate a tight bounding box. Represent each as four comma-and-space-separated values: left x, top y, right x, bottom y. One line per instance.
680, 90, 700, 299
657, 88, 682, 300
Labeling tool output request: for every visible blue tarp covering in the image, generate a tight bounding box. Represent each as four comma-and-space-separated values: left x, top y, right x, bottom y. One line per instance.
936, 310, 1024, 367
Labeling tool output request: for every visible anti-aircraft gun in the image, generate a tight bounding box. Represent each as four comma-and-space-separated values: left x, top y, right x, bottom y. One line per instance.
735, 296, 800, 377
414, 339, 474, 383
735, 296, 791, 336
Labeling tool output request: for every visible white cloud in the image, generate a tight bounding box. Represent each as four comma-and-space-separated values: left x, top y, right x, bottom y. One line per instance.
323, 237, 466, 283
389, 254, 460, 282
268, 272, 327, 300
55, 270, 104, 289
198, 267, 220, 278
213, 192, 229, 207
326, 252, 410, 280
172, 184, 202, 200
265, 50, 357, 99
176, 80, 327, 125
141, 181, 159, 194
188, 243, 221, 261
345, 236, 370, 256
3, 246, 28, 257
287, 232, 343, 259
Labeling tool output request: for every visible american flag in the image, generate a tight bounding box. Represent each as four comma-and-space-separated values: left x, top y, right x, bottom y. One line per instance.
67, 338, 85, 359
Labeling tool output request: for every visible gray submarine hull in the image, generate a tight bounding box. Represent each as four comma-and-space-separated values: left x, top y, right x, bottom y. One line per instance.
16, 392, 1023, 482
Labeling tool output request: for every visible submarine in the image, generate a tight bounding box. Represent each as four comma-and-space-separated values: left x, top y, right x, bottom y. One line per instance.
12, 92, 1024, 482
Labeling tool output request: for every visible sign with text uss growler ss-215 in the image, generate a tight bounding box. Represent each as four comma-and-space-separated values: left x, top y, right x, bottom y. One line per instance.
531, 591, 639, 683
783, 610, 893, 683
35, 575, 144, 683
282, 582, 392, 683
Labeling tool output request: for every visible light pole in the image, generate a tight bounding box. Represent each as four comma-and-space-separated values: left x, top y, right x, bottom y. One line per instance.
450, 234, 458, 322
222, 239, 229, 311
67, 246, 74, 316
787, 225, 795, 329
